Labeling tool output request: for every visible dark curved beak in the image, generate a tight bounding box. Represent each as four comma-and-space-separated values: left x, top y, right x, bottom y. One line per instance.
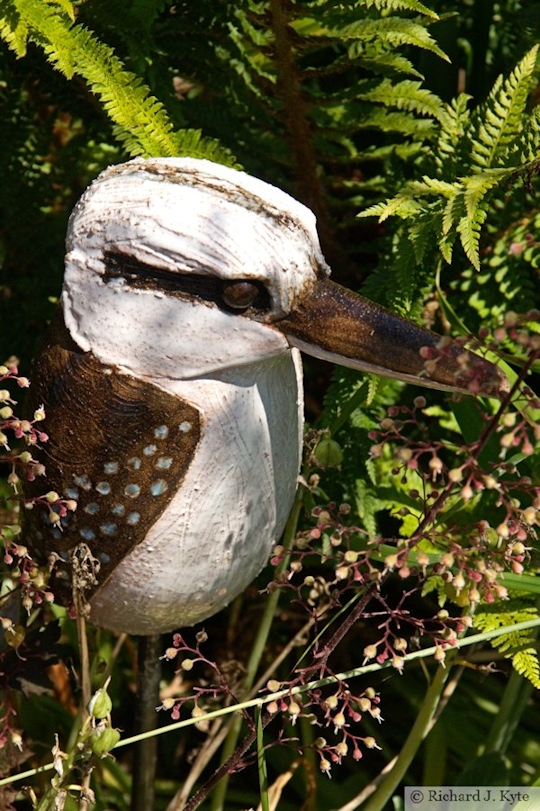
278, 280, 507, 397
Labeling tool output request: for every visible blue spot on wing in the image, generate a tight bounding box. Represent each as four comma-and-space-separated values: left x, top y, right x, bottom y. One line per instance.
150, 479, 168, 496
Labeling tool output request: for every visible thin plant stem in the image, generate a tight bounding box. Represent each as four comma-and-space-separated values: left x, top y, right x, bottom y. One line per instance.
179, 621, 540, 811
313, 584, 377, 676
75, 612, 91, 717
101, 633, 128, 684
75, 611, 92, 811
256, 707, 270, 811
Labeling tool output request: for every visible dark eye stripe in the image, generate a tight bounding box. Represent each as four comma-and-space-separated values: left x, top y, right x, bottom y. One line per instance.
103, 251, 271, 314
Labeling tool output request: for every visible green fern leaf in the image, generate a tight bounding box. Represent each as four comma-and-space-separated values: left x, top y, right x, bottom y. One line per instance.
355, 105, 435, 140
171, 129, 237, 165
359, 193, 423, 222
360, 79, 446, 123
422, 576, 448, 607
408, 176, 460, 197
354, 479, 381, 537
437, 100, 471, 162
47, 0, 74, 19
438, 231, 456, 265
462, 169, 509, 220
511, 647, 540, 688
336, 18, 448, 63
474, 602, 540, 689
471, 45, 539, 170
359, 0, 439, 19
408, 215, 438, 263
357, 52, 425, 79
442, 190, 463, 236
1, 0, 44, 56
3, 0, 237, 165
457, 207, 487, 270
366, 374, 382, 407
515, 105, 540, 163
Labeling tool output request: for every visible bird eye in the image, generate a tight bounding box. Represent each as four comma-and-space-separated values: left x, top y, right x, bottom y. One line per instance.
222, 281, 261, 310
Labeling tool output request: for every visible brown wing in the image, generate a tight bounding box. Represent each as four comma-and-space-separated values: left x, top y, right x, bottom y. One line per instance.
23, 311, 201, 602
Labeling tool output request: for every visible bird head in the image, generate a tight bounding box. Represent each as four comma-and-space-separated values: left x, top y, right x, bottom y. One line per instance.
63, 157, 505, 395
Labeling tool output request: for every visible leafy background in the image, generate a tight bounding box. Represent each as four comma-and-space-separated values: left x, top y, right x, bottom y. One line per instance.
0, 1, 540, 809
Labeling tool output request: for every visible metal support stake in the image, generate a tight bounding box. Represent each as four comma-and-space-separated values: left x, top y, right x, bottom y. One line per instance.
131, 633, 162, 811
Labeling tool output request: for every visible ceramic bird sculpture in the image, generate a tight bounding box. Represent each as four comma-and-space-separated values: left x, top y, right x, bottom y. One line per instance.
23, 158, 504, 635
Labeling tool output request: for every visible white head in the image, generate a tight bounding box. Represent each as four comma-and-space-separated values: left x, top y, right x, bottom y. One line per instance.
63, 158, 329, 381
63, 157, 505, 394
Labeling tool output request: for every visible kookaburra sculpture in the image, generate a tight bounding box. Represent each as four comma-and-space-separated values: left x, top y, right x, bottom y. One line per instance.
24, 158, 504, 636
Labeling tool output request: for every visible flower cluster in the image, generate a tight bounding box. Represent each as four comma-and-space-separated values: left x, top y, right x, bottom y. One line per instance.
0, 360, 58, 615
157, 630, 239, 725
367, 389, 539, 608
270, 501, 477, 672
265, 680, 382, 775
158, 629, 384, 778
0, 358, 47, 486
0, 360, 57, 766
1, 541, 55, 616
22, 489, 77, 533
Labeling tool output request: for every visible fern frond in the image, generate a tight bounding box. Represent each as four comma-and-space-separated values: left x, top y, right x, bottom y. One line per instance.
0, 1, 29, 56
438, 230, 457, 265
462, 169, 509, 220
457, 208, 487, 270
359, 79, 446, 123
325, 104, 436, 138
356, 52, 425, 79
471, 45, 539, 170
47, 0, 74, 19
359, 193, 424, 222
474, 602, 540, 689
2, 0, 237, 165
436, 94, 472, 173
354, 480, 381, 537
515, 104, 540, 163
335, 18, 448, 63
408, 214, 439, 263
461, 209, 540, 322
171, 129, 237, 166
408, 176, 460, 197
441, 189, 463, 236
359, 0, 439, 18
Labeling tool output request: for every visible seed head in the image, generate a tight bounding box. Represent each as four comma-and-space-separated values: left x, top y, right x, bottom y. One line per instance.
88, 683, 113, 719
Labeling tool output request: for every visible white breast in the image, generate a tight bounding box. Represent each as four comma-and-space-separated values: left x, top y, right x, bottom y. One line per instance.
88, 349, 304, 634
